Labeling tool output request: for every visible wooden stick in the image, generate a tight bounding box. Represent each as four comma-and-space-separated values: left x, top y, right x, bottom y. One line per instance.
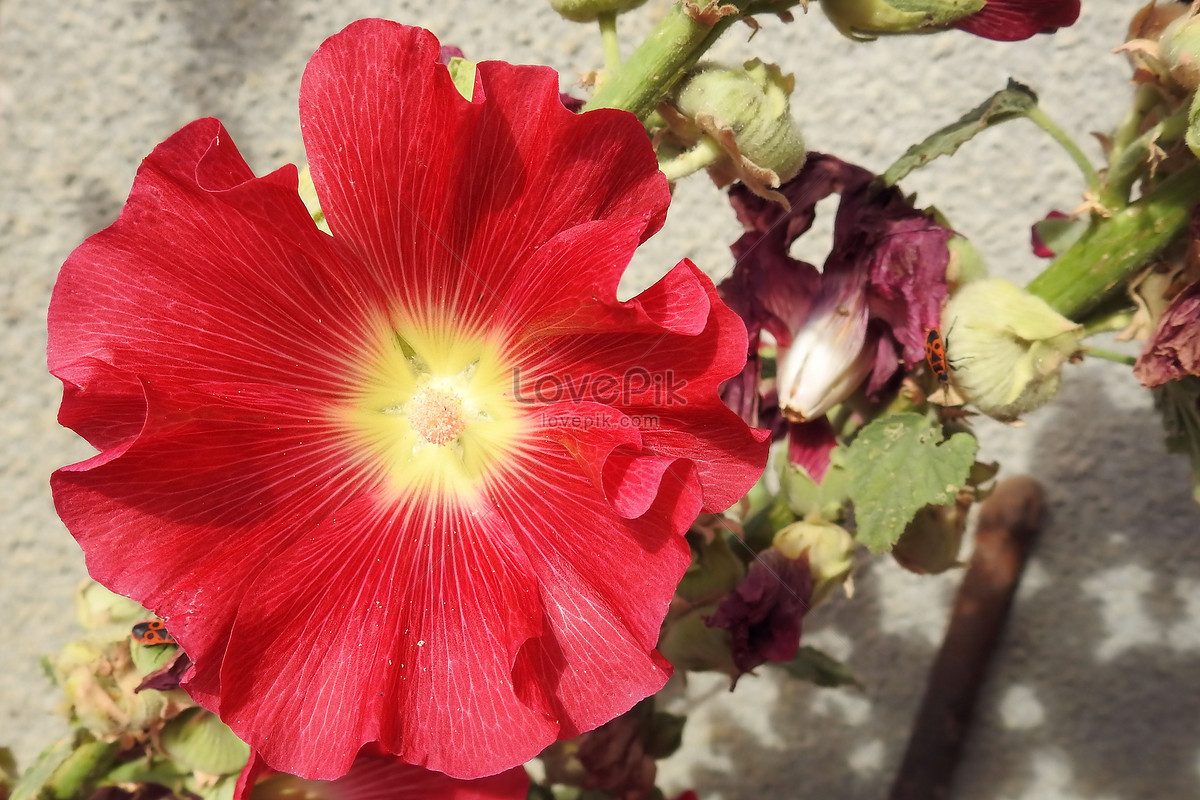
889, 476, 1045, 800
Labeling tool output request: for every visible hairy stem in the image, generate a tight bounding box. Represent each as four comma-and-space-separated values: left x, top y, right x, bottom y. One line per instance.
584, 1, 757, 118
1026, 163, 1200, 319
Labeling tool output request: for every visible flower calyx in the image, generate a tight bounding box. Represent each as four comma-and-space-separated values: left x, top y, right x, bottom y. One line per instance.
942, 277, 1083, 421
548, 0, 649, 22
818, 0, 984, 40
670, 59, 807, 204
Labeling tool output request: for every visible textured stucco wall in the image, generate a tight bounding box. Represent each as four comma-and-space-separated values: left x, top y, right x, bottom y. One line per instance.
3, 2, 1198, 798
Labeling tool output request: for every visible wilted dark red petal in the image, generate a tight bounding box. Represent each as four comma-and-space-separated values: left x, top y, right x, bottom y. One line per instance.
787, 418, 837, 483
705, 548, 813, 685
1031, 210, 1070, 258
955, 0, 1080, 41
576, 710, 657, 800
300, 20, 668, 336
1135, 281, 1200, 388
829, 182, 951, 369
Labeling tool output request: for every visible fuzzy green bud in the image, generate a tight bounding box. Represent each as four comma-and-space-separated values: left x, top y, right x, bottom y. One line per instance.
54, 638, 179, 739
819, 0, 984, 41
549, 0, 647, 23
74, 580, 146, 634
773, 520, 854, 605
892, 498, 968, 574
674, 59, 807, 201
943, 278, 1083, 421
1160, 11, 1200, 91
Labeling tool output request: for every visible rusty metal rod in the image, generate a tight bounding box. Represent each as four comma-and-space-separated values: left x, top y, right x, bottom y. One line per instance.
889, 476, 1045, 800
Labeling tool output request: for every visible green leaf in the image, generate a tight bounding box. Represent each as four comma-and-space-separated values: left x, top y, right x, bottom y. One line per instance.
881, 79, 1038, 187
777, 646, 860, 688
11, 735, 76, 800
840, 413, 977, 552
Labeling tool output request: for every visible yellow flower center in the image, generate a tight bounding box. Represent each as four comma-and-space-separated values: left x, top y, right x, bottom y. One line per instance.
337, 312, 527, 500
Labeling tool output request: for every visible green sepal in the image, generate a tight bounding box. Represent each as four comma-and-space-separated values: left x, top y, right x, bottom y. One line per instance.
11, 732, 119, 800
780, 452, 851, 521
882, 80, 1038, 187
1032, 214, 1087, 259
190, 773, 239, 800
741, 492, 796, 554
446, 57, 477, 101
840, 412, 978, 552
677, 531, 746, 603
101, 755, 192, 788
643, 710, 686, 760
776, 645, 861, 688
129, 636, 179, 675
160, 708, 250, 777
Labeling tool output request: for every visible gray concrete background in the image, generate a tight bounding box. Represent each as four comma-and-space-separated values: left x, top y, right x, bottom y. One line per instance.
3, 1, 1198, 798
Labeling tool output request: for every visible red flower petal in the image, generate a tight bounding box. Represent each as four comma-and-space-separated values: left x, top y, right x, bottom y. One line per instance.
240, 750, 529, 800
50, 20, 768, 783
955, 0, 1081, 42
300, 19, 669, 338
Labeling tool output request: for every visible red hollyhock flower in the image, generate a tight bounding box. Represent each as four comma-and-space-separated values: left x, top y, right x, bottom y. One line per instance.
239, 750, 528, 800
955, 0, 1081, 42
49, 19, 767, 782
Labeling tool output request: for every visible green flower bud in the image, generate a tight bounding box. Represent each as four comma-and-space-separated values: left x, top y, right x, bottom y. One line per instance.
773, 520, 854, 605
943, 278, 1083, 421
53, 635, 181, 740
549, 0, 648, 23
1160, 11, 1200, 91
892, 497, 969, 574
74, 580, 146, 635
674, 60, 807, 202
819, 0, 984, 41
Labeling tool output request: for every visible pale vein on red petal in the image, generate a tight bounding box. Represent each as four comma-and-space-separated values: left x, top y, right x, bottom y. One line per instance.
299, 19, 669, 340
218, 491, 554, 779
493, 445, 690, 735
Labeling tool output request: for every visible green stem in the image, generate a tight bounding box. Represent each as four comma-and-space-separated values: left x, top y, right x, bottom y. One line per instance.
1083, 347, 1136, 367
583, 1, 756, 118
1080, 308, 1135, 338
1107, 85, 1163, 174
659, 134, 724, 181
1100, 104, 1189, 210
1026, 162, 1200, 319
1026, 106, 1101, 196
598, 11, 622, 73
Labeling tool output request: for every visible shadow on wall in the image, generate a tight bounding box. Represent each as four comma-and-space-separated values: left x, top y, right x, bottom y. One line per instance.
671, 369, 1200, 800
166, 0, 302, 154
